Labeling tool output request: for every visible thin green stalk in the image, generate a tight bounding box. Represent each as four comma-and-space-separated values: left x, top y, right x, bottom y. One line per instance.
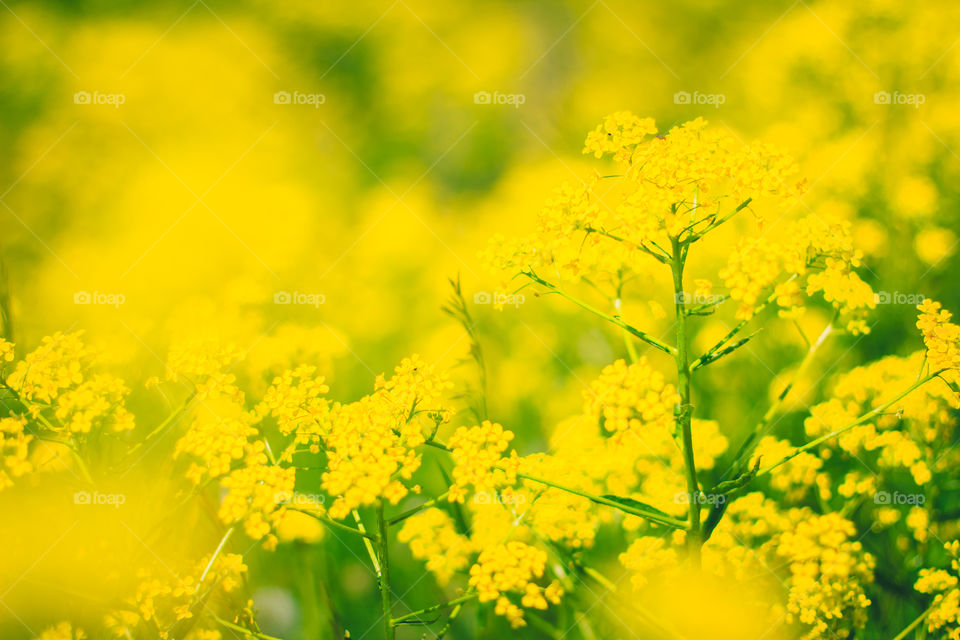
211, 614, 284, 640
759, 371, 942, 476
422, 440, 685, 528
670, 237, 701, 564
197, 526, 234, 589
689, 280, 791, 369
289, 507, 377, 540
515, 471, 686, 529
376, 501, 395, 640
435, 602, 464, 639
583, 227, 671, 264
125, 394, 195, 458
352, 510, 381, 573
522, 272, 674, 354
684, 197, 752, 242
388, 490, 450, 525
391, 593, 477, 624
891, 601, 936, 640
725, 322, 833, 476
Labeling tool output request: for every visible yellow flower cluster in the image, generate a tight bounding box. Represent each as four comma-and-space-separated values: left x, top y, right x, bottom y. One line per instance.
720, 215, 875, 333
915, 541, 960, 637
917, 299, 960, 393
218, 463, 296, 550
517, 453, 602, 549
322, 355, 452, 519
105, 553, 246, 639
5, 332, 90, 404
805, 351, 951, 488
4, 332, 136, 431
584, 358, 679, 442
582, 111, 657, 161
0, 338, 13, 365
777, 513, 874, 640
483, 114, 801, 291
0, 331, 135, 478
468, 541, 563, 628
175, 400, 263, 484
34, 622, 86, 640
256, 364, 329, 454
166, 339, 244, 401
447, 420, 516, 503
53, 373, 135, 434
621, 495, 875, 639
397, 507, 471, 585
0, 416, 32, 490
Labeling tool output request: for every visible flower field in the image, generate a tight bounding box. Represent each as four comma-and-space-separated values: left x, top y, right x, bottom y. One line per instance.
2, 1, 960, 639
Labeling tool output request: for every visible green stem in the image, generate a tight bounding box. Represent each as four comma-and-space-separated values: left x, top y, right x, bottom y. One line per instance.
352, 510, 381, 573
686, 197, 752, 241
725, 322, 833, 476
689, 280, 790, 369
211, 614, 284, 640
584, 227, 671, 264
197, 526, 234, 590
125, 394, 195, 458
516, 471, 686, 529
522, 272, 674, 354
422, 440, 686, 529
388, 490, 450, 525
758, 371, 942, 476
376, 501, 395, 640
671, 237, 701, 564
391, 593, 477, 624
289, 507, 377, 540
891, 601, 936, 640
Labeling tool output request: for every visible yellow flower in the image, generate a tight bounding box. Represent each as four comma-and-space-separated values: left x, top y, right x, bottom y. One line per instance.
469, 541, 563, 628
0, 416, 33, 490
219, 463, 296, 550
916, 542, 960, 637
322, 355, 452, 519
447, 420, 517, 503
917, 299, 960, 393
397, 507, 471, 585
175, 399, 262, 484
257, 364, 329, 455
584, 358, 679, 441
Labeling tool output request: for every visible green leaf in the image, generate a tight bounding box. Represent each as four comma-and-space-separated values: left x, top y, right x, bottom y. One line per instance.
693, 329, 761, 370
595, 494, 681, 526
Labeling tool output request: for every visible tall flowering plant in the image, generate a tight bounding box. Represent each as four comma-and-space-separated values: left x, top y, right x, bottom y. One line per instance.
3, 113, 960, 640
